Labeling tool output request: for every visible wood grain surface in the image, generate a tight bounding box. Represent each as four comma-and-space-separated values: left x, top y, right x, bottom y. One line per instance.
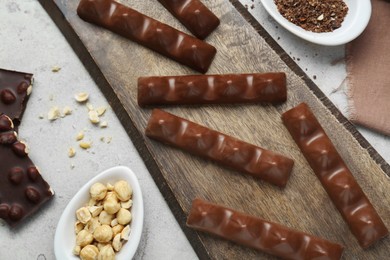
39, 0, 390, 259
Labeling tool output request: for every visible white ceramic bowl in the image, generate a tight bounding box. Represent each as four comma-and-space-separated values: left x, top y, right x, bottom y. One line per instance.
261, 0, 371, 46
54, 166, 144, 260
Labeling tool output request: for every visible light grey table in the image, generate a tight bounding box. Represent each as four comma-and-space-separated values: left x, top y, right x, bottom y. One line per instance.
0, 1, 389, 259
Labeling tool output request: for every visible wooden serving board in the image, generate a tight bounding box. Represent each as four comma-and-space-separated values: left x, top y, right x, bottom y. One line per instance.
39, 0, 390, 259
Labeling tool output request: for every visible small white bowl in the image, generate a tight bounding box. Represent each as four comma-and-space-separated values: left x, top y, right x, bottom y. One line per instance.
54, 166, 144, 260
261, 0, 371, 46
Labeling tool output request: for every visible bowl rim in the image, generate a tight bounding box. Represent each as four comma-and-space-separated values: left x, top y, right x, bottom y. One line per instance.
54, 166, 144, 259
260, 0, 372, 46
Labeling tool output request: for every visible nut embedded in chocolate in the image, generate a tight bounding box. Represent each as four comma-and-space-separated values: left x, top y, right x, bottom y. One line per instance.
0, 89, 16, 104
0, 114, 14, 131
0, 131, 17, 145
27, 167, 40, 181
12, 141, 28, 157
8, 167, 24, 185
25, 187, 41, 204
8, 204, 24, 221
0, 204, 10, 218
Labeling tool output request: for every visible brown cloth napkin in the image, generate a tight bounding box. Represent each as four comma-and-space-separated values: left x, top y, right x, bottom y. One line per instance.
346, 0, 390, 135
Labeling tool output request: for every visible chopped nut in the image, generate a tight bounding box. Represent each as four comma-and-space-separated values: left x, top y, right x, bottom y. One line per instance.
79, 141, 92, 150
89, 205, 103, 217
96, 243, 110, 251
73, 245, 81, 256
112, 225, 124, 236
63, 106, 72, 116
111, 218, 118, 227
86, 102, 94, 111
84, 217, 101, 233
68, 147, 76, 158
76, 207, 92, 224
121, 200, 133, 209
75, 92, 89, 103
76, 230, 94, 247
117, 208, 132, 225
88, 198, 97, 207
100, 121, 108, 128
98, 210, 114, 225
121, 225, 130, 240
106, 137, 112, 144
94, 224, 113, 243
47, 106, 61, 121
89, 110, 100, 124
98, 245, 116, 260
80, 245, 99, 260
51, 66, 61, 72
106, 183, 114, 191
112, 233, 122, 252
75, 221, 84, 234
114, 180, 132, 202
317, 14, 324, 21
90, 183, 107, 201
76, 131, 85, 141
96, 107, 107, 116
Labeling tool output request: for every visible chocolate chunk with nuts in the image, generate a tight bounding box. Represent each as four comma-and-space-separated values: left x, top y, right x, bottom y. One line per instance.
0, 69, 33, 127
0, 113, 54, 227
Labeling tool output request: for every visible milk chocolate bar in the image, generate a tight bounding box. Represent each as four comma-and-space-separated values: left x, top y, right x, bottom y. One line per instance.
138, 73, 287, 107
282, 103, 388, 248
0, 114, 54, 227
0, 69, 33, 127
187, 198, 344, 260
145, 109, 294, 187
77, 0, 217, 73
157, 0, 220, 39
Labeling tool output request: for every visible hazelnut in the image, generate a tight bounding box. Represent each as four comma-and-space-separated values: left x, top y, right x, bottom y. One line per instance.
47, 106, 61, 121
84, 217, 101, 233
75, 221, 84, 234
120, 200, 133, 209
110, 218, 118, 227
113, 180, 132, 202
121, 225, 130, 241
106, 183, 114, 191
89, 110, 100, 124
79, 141, 92, 149
80, 245, 99, 260
73, 245, 81, 256
98, 210, 114, 225
90, 183, 107, 201
116, 208, 132, 225
112, 225, 124, 236
98, 245, 115, 260
75, 92, 89, 103
76, 207, 92, 224
94, 224, 113, 243
103, 197, 120, 215
89, 205, 103, 217
96, 107, 107, 116
76, 230, 93, 247
68, 147, 76, 158
76, 131, 85, 141
112, 233, 122, 252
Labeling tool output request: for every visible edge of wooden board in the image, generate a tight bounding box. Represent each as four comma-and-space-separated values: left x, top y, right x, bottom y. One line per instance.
38, 0, 390, 259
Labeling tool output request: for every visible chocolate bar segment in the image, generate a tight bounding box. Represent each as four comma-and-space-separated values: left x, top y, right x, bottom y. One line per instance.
138, 73, 287, 107
0, 69, 33, 127
282, 103, 388, 248
145, 109, 294, 187
157, 0, 220, 39
77, 0, 217, 73
187, 198, 344, 260
0, 114, 53, 227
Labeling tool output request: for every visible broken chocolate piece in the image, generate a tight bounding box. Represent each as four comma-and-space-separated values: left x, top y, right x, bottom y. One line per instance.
187, 198, 344, 260
0, 114, 53, 227
0, 69, 33, 127
282, 103, 388, 248
77, 0, 217, 73
145, 109, 294, 187
138, 73, 287, 106
157, 0, 220, 39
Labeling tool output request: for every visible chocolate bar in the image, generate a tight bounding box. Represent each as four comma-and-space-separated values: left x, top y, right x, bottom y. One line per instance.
138, 73, 287, 107
77, 0, 217, 73
0, 114, 54, 227
282, 103, 388, 248
157, 0, 220, 39
145, 109, 294, 187
0, 69, 33, 127
187, 198, 344, 260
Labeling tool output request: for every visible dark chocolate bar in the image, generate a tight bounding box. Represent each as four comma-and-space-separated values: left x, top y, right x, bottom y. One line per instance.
0, 69, 33, 127
282, 103, 388, 248
187, 198, 344, 260
157, 0, 220, 39
138, 73, 287, 107
145, 109, 294, 187
77, 0, 217, 73
0, 114, 54, 227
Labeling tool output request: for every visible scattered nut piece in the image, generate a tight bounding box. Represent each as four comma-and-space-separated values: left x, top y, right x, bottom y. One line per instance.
114, 180, 132, 201
121, 225, 130, 241
79, 141, 92, 150
86, 103, 94, 111
80, 245, 99, 260
120, 200, 133, 209
100, 137, 105, 142
98, 245, 116, 260
106, 137, 112, 144
73, 245, 81, 256
96, 107, 107, 116
89, 205, 103, 217
317, 14, 324, 21
100, 121, 108, 128
89, 110, 100, 124
48, 106, 61, 121
76, 207, 92, 224
52, 66, 61, 72
94, 224, 113, 243
76, 230, 94, 247
63, 106, 73, 116
90, 183, 107, 201
76, 131, 85, 141
68, 147, 76, 158
75, 92, 89, 103
117, 208, 132, 225
112, 234, 122, 252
